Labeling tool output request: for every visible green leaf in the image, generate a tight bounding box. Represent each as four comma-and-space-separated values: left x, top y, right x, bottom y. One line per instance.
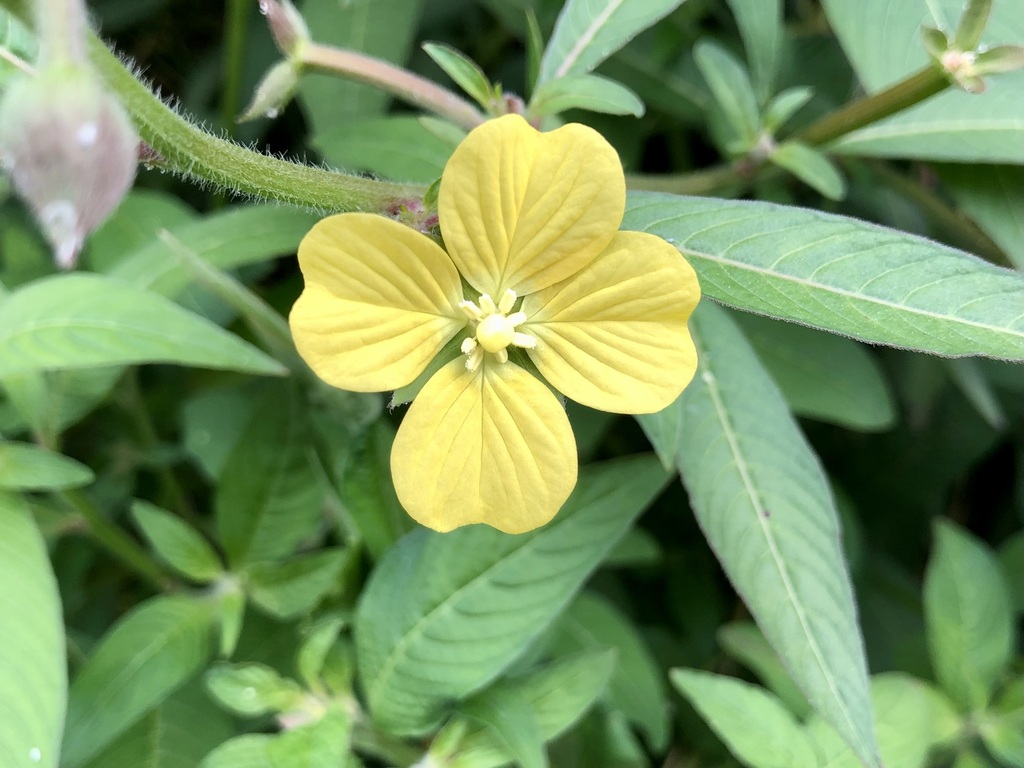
340, 419, 413, 561
216, 586, 246, 660
298, 0, 423, 134
460, 688, 546, 768
244, 549, 348, 620
637, 303, 879, 768
422, 42, 495, 108
0, 274, 286, 378
198, 708, 351, 768
0, 441, 93, 490
446, 650, 617, 768
547, 592, 669, 750
354, 456, 669, 735
1, 367, 123, 443
537, 0, 685, 85
0, 9, 35, 88
297, 618, 345, 690
215, 383, 324, 567
804, 673, 961, 768
81, 682, 234, 768
0, 492, 66, 768
979, 679, 1024, 767
603, 527, 662, 568
769, 141, 847, 200
717, 622, 811, 719
84, 189, 196, 273
205, 663, 304, 717
62, 596, 216, 768
131, 500, 223, 583
997, 531, 1024, 616
732, 313, 895, 431
945, 358, 1007, 430
313, 116, 457, 185
108, 205, 318, 299
624, 192, 1024, 360
924, 520, 1015, 711
953, 0, 992, 50
763, 86, 814, 134
937, 164, 1024, 271
182, 384, 259, 480
528, 73, 645, 117
694, 39, 762, 148
725, 0, 782, 101
822, 0, 1024, 162
671, 669, 818, 768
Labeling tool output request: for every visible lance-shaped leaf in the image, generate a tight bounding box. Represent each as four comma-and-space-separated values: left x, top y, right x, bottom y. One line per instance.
354, 456, 669, 735
62, 596, 216, 768
0, 273, 286, 378
924, 520, 1014, 711
637, 303, 879, 767
538, 0, 685, 85
0, 492, 66, 768
0, 441, 93, 490
624, 192, 1024, 361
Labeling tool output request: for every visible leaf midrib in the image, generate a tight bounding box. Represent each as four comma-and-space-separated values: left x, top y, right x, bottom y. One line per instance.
693, 329, 866, 757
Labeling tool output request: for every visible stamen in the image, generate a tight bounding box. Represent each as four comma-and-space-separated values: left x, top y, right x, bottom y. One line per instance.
506, 311, 527, 327
465, 346, 484, 371
479, 294, 497, 315
498, 289, 517, 314
512, 331, 537, 349
461, 337, 478, 354
459, 300, 482, 321
495, 349, 509, 364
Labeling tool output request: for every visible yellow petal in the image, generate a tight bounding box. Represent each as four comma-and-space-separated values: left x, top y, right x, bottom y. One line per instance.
290, 213, 466, 392
438, 114, 624, 298
522, 231, 701, 414
391, 358, 577, 534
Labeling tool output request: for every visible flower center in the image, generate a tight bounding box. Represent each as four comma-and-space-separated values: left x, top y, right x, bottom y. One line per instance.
458, 289, 537, 371
476, 313, 516, 352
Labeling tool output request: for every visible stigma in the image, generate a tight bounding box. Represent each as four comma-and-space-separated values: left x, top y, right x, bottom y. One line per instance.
458, 289, 536, 371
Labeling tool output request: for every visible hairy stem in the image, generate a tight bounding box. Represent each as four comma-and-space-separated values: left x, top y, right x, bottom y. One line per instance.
300, 42, 486, 131
84, 34, 426, 211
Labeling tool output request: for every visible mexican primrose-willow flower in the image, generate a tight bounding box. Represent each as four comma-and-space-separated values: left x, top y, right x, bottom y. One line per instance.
290, 114, 700, 534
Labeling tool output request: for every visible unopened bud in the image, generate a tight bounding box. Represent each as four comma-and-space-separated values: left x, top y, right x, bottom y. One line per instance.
238, 59, 300, 122
0, 66, 138, 268
258, 0, 309, 59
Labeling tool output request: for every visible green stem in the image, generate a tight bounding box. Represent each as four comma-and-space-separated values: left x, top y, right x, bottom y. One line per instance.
220, 0, 250, 134
59, 489, 172, 591
629, 65, 950, 196
300, 42, 486, 131
84, 33, 425, 211
119, 369, 196, 521
794, 66, 948, 146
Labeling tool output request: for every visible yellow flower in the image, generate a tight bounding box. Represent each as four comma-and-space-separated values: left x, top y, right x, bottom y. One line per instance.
290, 115, 700, 534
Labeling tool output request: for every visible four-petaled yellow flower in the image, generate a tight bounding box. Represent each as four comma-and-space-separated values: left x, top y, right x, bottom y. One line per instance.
290, 114, 700, 534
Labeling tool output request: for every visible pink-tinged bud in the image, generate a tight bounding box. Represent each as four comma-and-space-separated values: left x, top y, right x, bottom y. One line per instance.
0, 66, 139, 269
258, 0, 309, 58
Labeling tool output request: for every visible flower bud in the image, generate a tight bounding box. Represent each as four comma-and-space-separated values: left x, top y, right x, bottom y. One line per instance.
238, 59, 300, 122
258, 0, 309, 59
0, 65, 138, 268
